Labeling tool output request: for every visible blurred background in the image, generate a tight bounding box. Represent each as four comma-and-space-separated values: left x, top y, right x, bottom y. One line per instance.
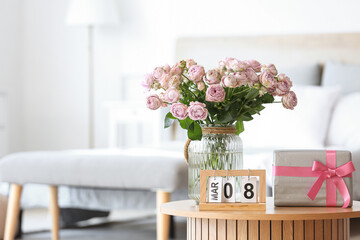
1, 0, 360, 239
1, 0, 360, 154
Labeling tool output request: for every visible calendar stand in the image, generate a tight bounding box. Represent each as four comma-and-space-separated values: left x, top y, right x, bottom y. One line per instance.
199, 169, 266, 211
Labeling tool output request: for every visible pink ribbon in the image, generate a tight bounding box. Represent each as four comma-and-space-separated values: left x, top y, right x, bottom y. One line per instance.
273, 150, 355, 208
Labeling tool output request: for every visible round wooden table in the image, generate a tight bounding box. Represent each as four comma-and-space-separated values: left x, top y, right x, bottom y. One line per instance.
161, 198, 360, 240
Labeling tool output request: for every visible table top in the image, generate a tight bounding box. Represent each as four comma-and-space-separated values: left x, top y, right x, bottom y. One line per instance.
161, 198, 360, 221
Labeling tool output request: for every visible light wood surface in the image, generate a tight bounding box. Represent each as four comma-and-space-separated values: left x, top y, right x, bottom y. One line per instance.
237, 220, 247, 240
49, 186, 59, 240
227, 220, 236, 240
324, 219, 331, 240
315, 220, 323, 240
294, 220, 304, 240
209, 219, 216, 240
201, 218, 208, 240
271, 220, 282, 240
218, 219, 226, 240
332, 219, 338, 240
156, 190, 171, 240
259, 220, 270, 240
161, 198, 360, 220
187, 218, 350, 240
199, 202, 266, 211
185, 217, 350, 240
283, 220, 293, 240
199, 170, 266, 211
0, 194, 8, 239
248, 220, 259, 239
4, 184, 22, 240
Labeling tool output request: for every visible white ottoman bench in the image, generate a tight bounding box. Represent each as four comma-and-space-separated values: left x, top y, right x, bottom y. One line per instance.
0, 149, 187, 240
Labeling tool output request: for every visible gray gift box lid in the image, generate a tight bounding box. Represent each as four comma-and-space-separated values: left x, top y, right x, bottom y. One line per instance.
273, 150, 353, 207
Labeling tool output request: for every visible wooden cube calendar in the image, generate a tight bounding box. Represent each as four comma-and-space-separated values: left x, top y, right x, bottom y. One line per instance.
199, 169, 266, 211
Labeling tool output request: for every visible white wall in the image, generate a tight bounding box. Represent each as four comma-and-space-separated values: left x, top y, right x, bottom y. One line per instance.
170, 0, 360, 36
22, 0, 89, 150
1, 0, 360, 151
0, 0, 23, 153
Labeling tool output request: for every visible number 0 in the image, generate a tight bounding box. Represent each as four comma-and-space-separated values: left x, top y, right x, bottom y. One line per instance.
223, 182, 233, 199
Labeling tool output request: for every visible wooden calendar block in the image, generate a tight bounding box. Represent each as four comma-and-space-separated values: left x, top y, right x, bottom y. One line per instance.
208, 177, 223, 202
241, 177, 258, 202
199, 170, 266, 211
222, 177, 236, 203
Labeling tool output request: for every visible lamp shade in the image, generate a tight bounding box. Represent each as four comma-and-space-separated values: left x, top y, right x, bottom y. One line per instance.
66, 0, 119, 26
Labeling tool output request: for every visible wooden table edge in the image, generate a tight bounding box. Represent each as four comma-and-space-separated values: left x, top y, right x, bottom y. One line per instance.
161, 200, 360, 221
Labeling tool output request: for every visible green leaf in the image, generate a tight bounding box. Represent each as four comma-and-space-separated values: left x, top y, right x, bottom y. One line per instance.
188, 122, 202, 140
179, 117, 193, 130
217, 112, 234, 123
261, 93, 275, 103
235, 121, 244, 135
164, 112, 176, 128
245, 88, 260, 100
238, 113, 253, 121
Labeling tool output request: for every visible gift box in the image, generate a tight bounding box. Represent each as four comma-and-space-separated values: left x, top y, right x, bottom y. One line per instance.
273, 150, 354, 207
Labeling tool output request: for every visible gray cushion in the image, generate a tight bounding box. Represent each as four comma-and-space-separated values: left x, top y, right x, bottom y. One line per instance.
322, 61, 360, 94
279, 63, 321, 86
0, 149, 187, 191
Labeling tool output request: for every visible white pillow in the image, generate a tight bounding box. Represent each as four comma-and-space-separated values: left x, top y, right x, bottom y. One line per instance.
326, 92, 360, 149
322, 61, 360, 94
241, 85, 340, 149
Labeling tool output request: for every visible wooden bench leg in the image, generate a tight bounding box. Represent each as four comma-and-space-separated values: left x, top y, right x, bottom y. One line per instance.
4, 184, 22, 240
49, 186, 60, 240
156, 190, 171, 240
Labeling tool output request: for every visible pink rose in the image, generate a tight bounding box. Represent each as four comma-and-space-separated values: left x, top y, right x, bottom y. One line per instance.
219, 59, 226, 69
170, 103, 188, 120
227, 58, 247, 72
146, 95, 162, 110
188, 101, 208, 121
222, 75, 237, 88
260, 70, 277, 92
262, 64, 278, 75
217, 67, 226, 76
153, 67, 164, 79
223, 57, 235, 70
206, 84, 226, 102
164, 88, 181, 103
259, 86, 267, 96
169, 75, 181, 88
233, 72, 247, 87
159, 74, 170, 89
205, 69, 221, 85
186, 59, 197, 69
282, 91, 297, 110
275, 73, 293, 96
163, 64, 171, 73
246, 68, 258, 87
245, 60, 262, 72
170, 63, 182, 76
197, 81, 205, 91
141, 73, 154, 91
188, 65, 205, 83
158, 92, 166, 101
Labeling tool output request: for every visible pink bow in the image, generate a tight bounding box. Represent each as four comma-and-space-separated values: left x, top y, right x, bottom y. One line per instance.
307, 160, 355, 208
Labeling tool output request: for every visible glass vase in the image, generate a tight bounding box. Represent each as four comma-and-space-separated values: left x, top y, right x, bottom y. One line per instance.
187, 125, 243, 204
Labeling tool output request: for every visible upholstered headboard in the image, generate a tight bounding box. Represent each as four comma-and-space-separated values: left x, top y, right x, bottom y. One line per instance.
176, 33, 360, 66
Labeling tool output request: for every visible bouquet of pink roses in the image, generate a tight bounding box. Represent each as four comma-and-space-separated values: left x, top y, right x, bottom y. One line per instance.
143, 58, 297, 140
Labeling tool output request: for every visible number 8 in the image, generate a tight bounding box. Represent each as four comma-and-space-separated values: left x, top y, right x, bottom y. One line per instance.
244, 183, 254, 199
